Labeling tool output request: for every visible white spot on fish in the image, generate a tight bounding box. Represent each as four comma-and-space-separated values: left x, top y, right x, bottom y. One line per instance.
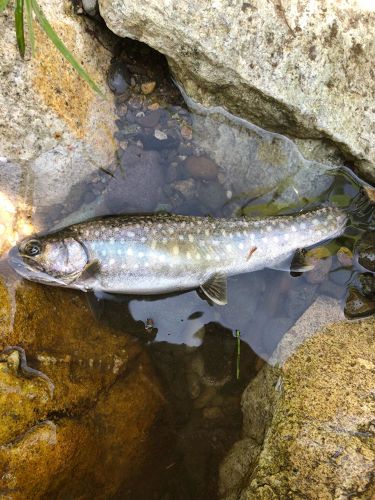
95, 231, 100, 237
186, 251, 192, 260
151, 241, 156, 250
127, 231, 135, 237
239, 243, 244, 249
205, 229, 210, 236
172, 246, 179, 256
109, 258, 115, 265
215, 255, 220, 261
127, 248, 133, 256
195, 253, 201, 260
188, 235, 194, 242
266, 226, 272, 232
291, 226, 297, 232
110, 238, 115, 244
226, 244, 232, 252
117, 249, 122, 255
179, 235, 184, 241
162, 238, 167, 244
138, 252, 144, 258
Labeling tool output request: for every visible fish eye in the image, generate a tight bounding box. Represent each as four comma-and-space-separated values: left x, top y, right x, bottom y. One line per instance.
23, 240, 42, 257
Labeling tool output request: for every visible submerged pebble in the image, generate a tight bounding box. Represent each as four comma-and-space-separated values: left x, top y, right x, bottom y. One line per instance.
305, 247, 332, 284
185, 156, 218, 180
355, 232, 375, 272
344, 287, 375, 319
107, 61, 131, 95
359, 273, 375, 299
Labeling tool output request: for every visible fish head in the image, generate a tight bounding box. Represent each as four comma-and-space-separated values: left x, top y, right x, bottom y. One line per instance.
9, 231, 88, 286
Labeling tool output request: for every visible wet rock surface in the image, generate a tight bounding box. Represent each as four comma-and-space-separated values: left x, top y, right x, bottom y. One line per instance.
0, 278, 166, 498
100, 0, 375, 182
0, 0, 117, 231
220, 316, 375, 499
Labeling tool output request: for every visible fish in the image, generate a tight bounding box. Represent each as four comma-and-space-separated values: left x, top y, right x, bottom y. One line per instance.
8, 206, 348, 305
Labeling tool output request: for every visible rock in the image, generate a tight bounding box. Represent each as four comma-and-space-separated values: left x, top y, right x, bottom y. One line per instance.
0, 279, 165, 497
107, 60, 131, 95
0, 0, 116, 235
336, 246, 353, 267
99, 0, 375, 181
356, 232, 375, 272
344, 287, 375, 319
197, 180, 227, 212
359, 273, 375, 299
135, 109, 161, 127
170, 178, 197, 201
141, 81, 156, 94
185, 156, 218, 180
104, 146, 164, 212
82, 0, 98, 16
270, 295, 343, 366
304, 247, 332, 284
220, 316, 375, 499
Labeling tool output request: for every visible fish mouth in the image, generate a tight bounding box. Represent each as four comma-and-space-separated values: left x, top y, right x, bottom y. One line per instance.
8, 246, 66, 286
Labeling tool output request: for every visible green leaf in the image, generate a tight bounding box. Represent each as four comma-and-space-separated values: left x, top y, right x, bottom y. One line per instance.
31, 0, 104, 96
24, 0, 35, 56
0, 0, 10, 12
15, 0, 25, 58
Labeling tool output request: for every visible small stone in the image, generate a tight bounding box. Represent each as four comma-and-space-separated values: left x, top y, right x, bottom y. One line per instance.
180, 125, 193, 140
154, 129, 168, 140
141, 81, 156, 94
359, 273, 375, 299
305, 247, 332, 284
82, 0, 97, 16
170, 178, 196, 201
358, 247, 375, 272
198, 180, 227, 211
344, 288, 375, 319
107, 61, 130, 95
148, 103, 160, 110
337, 246, 353, 267
136, 109, 161, 128
185, 155, 218, 180
203, 406, 223, 419
355, 232, 375, 272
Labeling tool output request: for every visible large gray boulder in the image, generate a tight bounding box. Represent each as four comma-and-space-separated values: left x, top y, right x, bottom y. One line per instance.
99, 0, 375, 181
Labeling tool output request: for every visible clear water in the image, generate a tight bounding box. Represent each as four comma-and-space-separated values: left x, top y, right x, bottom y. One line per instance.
0, 39, 374, 499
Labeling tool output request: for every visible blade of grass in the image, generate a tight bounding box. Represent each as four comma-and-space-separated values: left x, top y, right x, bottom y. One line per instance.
235, 329, 240, 380
24, 0, 35, 56
31, 0, 104, 95
15, 0, 25, 58
0, 0, 10, 12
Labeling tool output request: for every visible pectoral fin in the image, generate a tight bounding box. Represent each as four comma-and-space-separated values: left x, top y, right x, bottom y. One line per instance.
61, 259, 101, 285
200, 272, 228, 306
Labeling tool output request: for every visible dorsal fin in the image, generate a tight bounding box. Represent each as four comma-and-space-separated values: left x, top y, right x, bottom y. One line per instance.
200, 272, 227, 305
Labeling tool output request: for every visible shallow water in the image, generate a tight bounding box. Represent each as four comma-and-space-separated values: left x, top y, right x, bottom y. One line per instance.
0, 39, 374, 499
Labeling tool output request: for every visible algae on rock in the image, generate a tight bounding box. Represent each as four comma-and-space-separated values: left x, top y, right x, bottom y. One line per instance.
0, 279, 166, 498
220, 316, 375, 499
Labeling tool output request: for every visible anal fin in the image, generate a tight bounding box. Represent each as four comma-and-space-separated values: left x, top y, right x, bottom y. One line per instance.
200, 272, 227, 306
